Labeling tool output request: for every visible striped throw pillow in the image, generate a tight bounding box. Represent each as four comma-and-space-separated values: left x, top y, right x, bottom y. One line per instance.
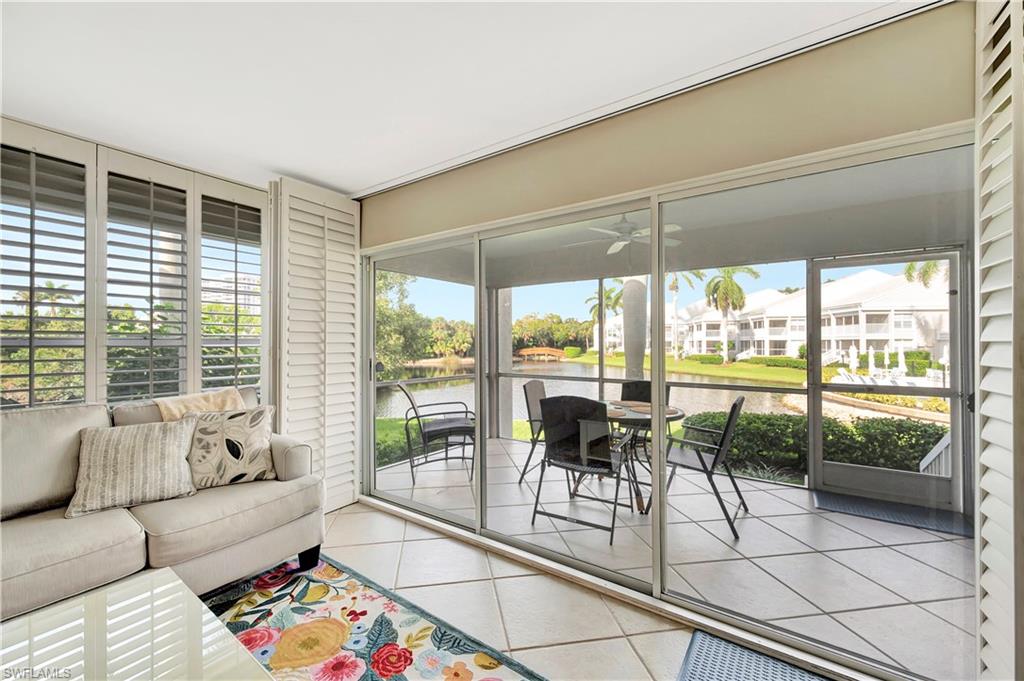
66, 417, 198, 518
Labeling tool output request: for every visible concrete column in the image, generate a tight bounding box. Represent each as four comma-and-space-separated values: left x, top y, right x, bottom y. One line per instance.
495, 288, 513, 438
622, 275, 647, 379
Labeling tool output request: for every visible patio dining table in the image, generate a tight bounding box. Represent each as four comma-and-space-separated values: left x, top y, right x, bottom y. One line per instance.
604, 400, 686, 513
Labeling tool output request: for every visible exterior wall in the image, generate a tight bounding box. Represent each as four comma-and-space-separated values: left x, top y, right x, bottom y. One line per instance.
361, 3, 974, 248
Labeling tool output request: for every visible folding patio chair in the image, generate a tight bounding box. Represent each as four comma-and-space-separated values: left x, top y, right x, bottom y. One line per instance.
398, 382, 475, 484
664, 396, 749, 539
518, 379, 546, 484
531, 395, 631, 544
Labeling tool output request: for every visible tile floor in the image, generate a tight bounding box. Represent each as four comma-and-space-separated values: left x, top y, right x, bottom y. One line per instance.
372, 438, 977, 681
323, 503, 692, 681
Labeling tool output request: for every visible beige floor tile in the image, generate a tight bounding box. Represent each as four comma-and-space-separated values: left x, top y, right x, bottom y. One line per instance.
755, 553, 903, 612
668, 493, 738, 522
404, 521, 447, 542
324, 509, 408, 546
642, 522, 742, 564
699, 517, 815, 558
762, 487, 821, 511
836, 604, 976, 681
515, 530, 575, 558
674, 560, 819, 620
618, 567, 699, 600
410, 485, 477, 513
398, 580, 509, 651
495, 574, 621, 648
920, 598, 976, 635
825, 547, 974, 602
822, 513, 942, 545
718, 489, 808, 517
603, 597, 683, 635
396, 537, 491, 587
487, 453, 517, 468
487, 552, 538, 578
513, 638, 652, 681
485, 503, 557, 535
763, 514, 880, 551
771, 614, 897, 664
628, 629, 694, 681
559, 527, 653, 570
892, 540, 976, 584
323, 542, 402, 589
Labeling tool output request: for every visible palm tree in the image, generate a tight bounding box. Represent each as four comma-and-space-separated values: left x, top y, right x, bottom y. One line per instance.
903, 260, 946, 288
704, 266, 759, 363
586, 281, 624, 350
667, 270, 705, 359
15, 281, 73, 317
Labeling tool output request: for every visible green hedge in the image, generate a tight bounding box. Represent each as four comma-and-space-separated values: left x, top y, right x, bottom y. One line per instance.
681, 411, 947, 476
687, 353, 724, 365
563, 346, 583, 358
740, 356, 807, 369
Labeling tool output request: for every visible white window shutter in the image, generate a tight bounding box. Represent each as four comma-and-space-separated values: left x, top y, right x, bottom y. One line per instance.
272, 178, 360, 512
975, 1, 1023, 678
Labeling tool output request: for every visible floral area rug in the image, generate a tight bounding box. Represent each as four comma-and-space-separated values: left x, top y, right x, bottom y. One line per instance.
201, 554, 545, 681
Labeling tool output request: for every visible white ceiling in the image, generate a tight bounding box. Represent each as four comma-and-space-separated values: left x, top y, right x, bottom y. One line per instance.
2, 2, 932, 197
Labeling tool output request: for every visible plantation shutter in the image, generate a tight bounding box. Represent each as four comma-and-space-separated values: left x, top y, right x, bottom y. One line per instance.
272, 178, 360, 511
975, 2, 1024, 678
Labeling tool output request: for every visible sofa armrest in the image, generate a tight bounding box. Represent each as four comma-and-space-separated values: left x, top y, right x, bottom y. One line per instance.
271, 434, 313, 481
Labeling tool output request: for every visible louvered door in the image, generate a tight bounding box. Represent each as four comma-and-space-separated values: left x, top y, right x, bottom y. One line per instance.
273, 178, 360, 512
975, 1, 1023, 678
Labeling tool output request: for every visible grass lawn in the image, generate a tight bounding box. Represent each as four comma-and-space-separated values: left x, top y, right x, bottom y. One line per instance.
567, 351, 806, 386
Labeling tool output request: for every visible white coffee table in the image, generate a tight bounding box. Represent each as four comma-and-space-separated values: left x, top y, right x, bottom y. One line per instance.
0, 568, 270, 680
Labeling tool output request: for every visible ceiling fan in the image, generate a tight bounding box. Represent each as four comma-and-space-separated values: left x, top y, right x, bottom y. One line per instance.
565, 214, 683, 255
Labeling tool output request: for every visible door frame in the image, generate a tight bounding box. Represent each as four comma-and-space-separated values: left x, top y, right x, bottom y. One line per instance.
808, 248, 966, 511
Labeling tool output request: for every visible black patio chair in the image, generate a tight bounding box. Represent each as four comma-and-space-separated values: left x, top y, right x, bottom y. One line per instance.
619, 380, 674, 452
665, 396, 749, 539
517, 379, 546, 484
397, 382, 475, 485
531, 395, 631, 544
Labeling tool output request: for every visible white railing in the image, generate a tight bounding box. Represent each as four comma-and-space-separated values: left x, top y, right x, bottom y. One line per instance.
918, 432, 952, 477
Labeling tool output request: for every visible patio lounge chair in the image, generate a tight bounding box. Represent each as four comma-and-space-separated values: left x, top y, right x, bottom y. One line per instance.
531, 395, 631, 544
398, 382, 475, 485
664, 396, 749, 539
518, 379, 546, 484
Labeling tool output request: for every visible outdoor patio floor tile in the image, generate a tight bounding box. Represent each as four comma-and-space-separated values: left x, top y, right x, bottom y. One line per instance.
486, 503, 558, 535
495, 574, 622, 649
512, 638, 653, 681
771, 614, 898, 665
892, 539, 976, 584
628, 629, 695, 681
668, 492, 740, 522
761, 487, 823, 511
558, 527, 653, 571
811, 512, 941, 545
699, 517, 816, 558
920, 597, 976, 635
763, 514, 880, 551
824, 547, 975, 602
396, 537, 491, 587
835, 604, 976, 681
717, 489, 810, 517
674, 560, 820, 620
619, 566, 699, 599
325, 542, 403, 589
754, 553, 904, 612
637, 521, 742, 564
397, 580, 509, 652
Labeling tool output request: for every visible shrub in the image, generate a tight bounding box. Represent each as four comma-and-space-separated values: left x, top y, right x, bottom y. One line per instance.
687, 353, 724, 365
848, 392, 950, 413
797, 344, 807, 360
739, 356, 807, 369
563, 346, 583, 358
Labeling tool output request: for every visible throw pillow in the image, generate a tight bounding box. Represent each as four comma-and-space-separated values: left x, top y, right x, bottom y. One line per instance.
187, 406, 276, 488
67, 417, 198, 518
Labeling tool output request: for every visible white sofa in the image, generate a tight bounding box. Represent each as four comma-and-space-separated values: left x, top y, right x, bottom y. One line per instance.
0, 387, 324, 620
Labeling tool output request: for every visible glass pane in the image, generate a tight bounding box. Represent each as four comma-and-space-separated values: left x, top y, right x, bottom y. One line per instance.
483, 207, 651, 585
820, 258, 953, 390
373, 244, 476, 524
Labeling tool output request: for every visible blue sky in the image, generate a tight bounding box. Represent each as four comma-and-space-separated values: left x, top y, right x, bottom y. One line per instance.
402, 260, 907, 323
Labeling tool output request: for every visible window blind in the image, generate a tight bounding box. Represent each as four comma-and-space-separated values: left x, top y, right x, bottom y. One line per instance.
200, 196, 262, 391
0, 145, 88, 409
105, 173, 188, 402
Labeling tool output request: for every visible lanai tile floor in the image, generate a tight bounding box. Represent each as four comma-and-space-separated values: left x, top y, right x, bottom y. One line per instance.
369, 438, 977, 680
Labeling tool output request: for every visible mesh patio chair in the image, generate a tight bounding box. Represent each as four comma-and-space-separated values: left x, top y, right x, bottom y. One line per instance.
518, 379, 546, 484
398, 382, 475, 485
531, 395, 631, 544
665, 396, 749, 539
619, 380, 675, 452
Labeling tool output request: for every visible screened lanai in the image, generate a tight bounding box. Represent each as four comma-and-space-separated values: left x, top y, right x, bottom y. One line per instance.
365, 144, 976, 680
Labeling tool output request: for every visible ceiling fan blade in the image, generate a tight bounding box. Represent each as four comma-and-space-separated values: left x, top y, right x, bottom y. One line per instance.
663, 223, 683, 234
664, 237, 682, 247
590, 227, 622, 237
561, 238, 610, 248
607, 240, 629, 255
633, 228, 651, 238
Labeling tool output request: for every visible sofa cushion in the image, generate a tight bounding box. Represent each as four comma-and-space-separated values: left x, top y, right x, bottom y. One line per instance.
129, 474, 323, 567
1, 507, 146, 619
1, 403, 111, 520
111, 386, 260, 426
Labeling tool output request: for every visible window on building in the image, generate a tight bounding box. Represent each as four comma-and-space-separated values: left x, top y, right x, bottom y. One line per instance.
105, 174, 188, 401
769, 340, 787, 355
200, 197, 263, 391
0, 146, 88, 408
752, 319, 764, 329
706, 322, 720, 331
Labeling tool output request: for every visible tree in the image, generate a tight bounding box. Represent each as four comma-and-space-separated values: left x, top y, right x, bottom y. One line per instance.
903, 260, 946, 288
704, 266, 760, 363
374, 272, 432, 376
667, 270, 705, 359
586, 280, 624, 351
